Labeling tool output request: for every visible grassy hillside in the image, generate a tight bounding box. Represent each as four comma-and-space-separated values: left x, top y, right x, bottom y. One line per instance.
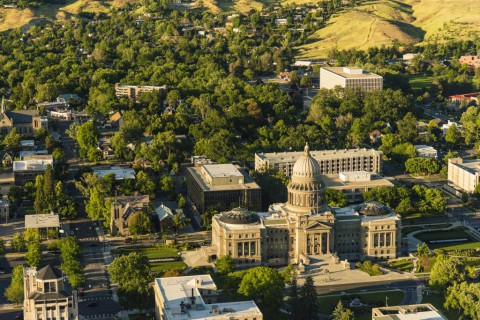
295, 0, 423, 58
0, 0, 138, 32
407, 0, 480, 42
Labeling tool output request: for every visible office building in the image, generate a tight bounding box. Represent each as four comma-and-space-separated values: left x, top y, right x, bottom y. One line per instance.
186, 164, 262, 214
372, 303, 447, 320
448, 158, 480, 193
209, 144, 401, 267
23, 265, 79, 320
154, 275, 262, 320
255, 148, 382, 177
13, 156, 54, 186
321, 171, 394, 202
320, 67, 383, 91
115, 83, 167, 101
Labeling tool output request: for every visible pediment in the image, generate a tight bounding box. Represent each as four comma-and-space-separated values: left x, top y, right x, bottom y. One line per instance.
304, 221, 332, 231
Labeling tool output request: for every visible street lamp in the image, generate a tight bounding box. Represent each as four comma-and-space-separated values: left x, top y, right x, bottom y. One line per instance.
385, 296, 389, 307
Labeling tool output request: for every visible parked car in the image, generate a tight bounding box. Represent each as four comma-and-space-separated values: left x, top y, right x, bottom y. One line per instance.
87, 302, 98, 307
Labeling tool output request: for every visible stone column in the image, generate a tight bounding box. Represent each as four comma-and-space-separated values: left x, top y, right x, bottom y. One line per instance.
327, 232, 330, 254
319, 233, 323, 254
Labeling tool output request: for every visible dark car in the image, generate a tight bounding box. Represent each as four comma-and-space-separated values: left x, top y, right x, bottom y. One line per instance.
87, 302, 98, 307
15, 314, 24, 320
89, 243, 97, 247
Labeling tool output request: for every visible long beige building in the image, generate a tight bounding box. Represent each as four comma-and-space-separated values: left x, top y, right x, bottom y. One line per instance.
320, 67, 383, 91
211, 144, 401, 268
448, 158, 480, 193
24, 265, 79, 320
154, 275, 262, 320
115, 83, 167, 101
255, 148, 382, 177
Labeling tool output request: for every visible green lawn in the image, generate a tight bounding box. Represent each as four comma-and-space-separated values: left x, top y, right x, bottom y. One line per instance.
402, 224, 452, 236
414, 229, 480, 250
408, 73, 434, 92
402, 226, 424, 235
318, 290, 404, 317
387, 259, 414, 272
114, 245, 180, 259
150, 261, 187, 272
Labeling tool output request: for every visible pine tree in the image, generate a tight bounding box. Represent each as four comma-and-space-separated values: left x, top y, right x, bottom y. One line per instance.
43, 164, 55, 210
332, 301, 355, 320
289, 274, 300, 319
299, 274, 319, 320
34, 175, 45, 214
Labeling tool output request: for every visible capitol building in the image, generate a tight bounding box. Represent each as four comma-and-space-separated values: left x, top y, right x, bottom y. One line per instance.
210, 144, 401, 267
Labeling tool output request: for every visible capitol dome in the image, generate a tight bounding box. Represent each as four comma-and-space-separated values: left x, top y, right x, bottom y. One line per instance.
218, 207, 260, 225
292, 143, 321, 179
356, 201, 391, 216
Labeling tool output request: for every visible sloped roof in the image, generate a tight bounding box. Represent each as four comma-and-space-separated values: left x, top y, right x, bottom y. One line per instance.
5, 109, 39, 124
37, 265, 62, 280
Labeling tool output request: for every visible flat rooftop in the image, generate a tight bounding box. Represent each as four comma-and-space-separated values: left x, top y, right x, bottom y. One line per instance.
13, 158, 53, 172
25, 213, 60, 229
373, 304, 447, 320
322, 67, 382, 79
451, 159, 480, 174
256, 148, 381, 163
156, 275, 262, 320
187, 166, 260, 192
93, 166, 136, 180
202, 164, 243, 178
321, 173, 393, 190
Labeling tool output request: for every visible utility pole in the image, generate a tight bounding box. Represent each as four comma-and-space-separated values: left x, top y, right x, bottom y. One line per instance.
385, 296, 389, 307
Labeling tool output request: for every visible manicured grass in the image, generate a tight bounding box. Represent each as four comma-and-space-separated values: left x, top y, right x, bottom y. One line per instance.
402, 226, 424, 235
402, 223, 452, 235
408, 73, 434, 92
150, 260, 187, 272
114, 245, 180, 259
387, 259, 414, 272
414, 229, 480, 251
318, 290, 404, 317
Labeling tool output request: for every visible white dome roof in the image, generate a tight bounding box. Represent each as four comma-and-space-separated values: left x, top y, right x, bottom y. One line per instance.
292, 143, 321, 179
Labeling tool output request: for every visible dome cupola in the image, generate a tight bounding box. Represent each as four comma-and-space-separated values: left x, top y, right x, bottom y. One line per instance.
218, 207, 260, 225
291, 143, 321, 179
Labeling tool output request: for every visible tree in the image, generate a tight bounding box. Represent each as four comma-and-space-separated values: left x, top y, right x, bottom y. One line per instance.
299, 275, 318, 320
396, 112, 418, 142
0, 238, 5, 254
177, 195, 186, 209
24, 228, 40, 243
34, 174, 45, 214
135, 171, 156, 198
445, 124, 461, 147
3, 128, 22, 152
171, 211, 187, 232
332, 301, 355, 320
85, 187, 108, 220
429, 256, 466, 290
159, 174, 176, 199
289, 274, 300, 319
445, 282, 480, 320
5, 265, 24, 305
215, 255, 235, 275
43, 164, 55, 209
128, 212, 151, 235
75, 121, 99, 158
238, 267, 285, 313
325, 189, 348, 207
108, 252, 152, 312
25, 240, 42, 267
59, 237, 84, 289
12, 233, 26, 252
7, 186, 23, 206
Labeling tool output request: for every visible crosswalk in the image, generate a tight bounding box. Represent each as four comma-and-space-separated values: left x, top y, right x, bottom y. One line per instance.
82, 314, 117, 319
80, 296, 113, 303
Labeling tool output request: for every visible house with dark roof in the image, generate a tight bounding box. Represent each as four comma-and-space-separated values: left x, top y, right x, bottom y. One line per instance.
106, 195, 150, 236
0, 98, 48, 136
24, 265, 79, 320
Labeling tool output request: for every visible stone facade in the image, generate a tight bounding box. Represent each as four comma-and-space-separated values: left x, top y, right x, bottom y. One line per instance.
211, 144, 401, 267
108, 195, 150, 236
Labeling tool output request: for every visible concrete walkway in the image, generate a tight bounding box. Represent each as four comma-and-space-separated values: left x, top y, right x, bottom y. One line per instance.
406, 221, 463, 252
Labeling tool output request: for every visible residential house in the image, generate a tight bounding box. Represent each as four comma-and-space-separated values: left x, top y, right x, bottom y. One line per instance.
109, 111, 123, 128
415, 145, 438, 159
369, 130, 383, 144
459, 55, 480, 68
